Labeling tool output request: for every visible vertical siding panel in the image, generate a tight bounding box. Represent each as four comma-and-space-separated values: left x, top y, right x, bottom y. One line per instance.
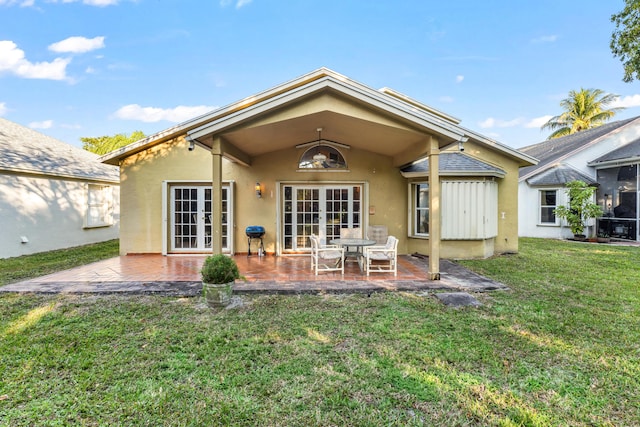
442, 180, 498, 240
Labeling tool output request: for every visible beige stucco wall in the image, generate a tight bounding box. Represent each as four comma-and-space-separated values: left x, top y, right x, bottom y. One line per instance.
119, 135, 522, 259
119, 136, 408, 255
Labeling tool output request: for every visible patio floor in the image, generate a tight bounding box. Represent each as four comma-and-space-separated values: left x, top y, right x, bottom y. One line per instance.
0, 254, 508, 296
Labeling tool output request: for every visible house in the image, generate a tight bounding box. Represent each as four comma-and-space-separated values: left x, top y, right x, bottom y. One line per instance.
518, 115, 640, 241
101, 68, 536, 278
0, 118, 120, 259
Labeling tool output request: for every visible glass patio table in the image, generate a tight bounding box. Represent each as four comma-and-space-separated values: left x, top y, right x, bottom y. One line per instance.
329, 238, 377, 270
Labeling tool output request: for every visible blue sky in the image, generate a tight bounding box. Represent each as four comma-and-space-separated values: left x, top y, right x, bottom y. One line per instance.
1, 0, 638, 149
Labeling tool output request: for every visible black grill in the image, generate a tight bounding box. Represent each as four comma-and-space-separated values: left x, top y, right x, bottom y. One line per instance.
245, 226, 265, 255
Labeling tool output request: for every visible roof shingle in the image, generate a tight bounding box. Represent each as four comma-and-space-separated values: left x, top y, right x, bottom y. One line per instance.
0, 118, 118, 182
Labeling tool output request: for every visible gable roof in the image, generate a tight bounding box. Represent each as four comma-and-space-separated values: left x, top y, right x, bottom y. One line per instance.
400, 152, 506, 178
525, 163, 596, 186
0, 117, 119, 182
519, 116, 640, 180
589, 138, 640, 166
101, 67, 536, 168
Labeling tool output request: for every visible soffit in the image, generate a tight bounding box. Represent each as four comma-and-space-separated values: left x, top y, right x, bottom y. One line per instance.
216, 93, 430, 158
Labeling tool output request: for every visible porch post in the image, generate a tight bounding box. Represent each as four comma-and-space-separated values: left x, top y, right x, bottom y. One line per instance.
428, 136, 441, 280
211, 137, 223, 255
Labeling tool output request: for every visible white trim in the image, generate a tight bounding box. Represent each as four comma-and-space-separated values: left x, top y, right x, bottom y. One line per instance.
537, 188, 560, 226
277, 180, 368, 255
187, 76, 465, 142
408, 182, 430, 238
162, 180, 235, 255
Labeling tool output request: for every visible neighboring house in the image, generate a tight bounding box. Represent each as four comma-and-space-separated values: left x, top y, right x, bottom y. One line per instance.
518, 115, 640, 241
101, 68, 536, 277
0, 118, 120, 259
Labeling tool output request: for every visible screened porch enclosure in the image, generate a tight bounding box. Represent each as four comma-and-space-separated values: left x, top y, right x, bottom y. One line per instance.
597, 164, 639, 240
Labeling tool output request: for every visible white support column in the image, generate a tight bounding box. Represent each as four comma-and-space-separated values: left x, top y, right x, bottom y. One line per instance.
428, 136, 441, 280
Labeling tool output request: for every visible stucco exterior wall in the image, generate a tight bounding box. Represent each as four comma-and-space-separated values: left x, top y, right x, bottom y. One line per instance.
0, 172, 120, 259
119, 137, 408, 255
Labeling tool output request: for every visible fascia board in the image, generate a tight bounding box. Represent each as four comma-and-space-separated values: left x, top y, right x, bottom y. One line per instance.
589, 156, 640, 168
461, 127, 539, 166
0, 165, 120, 183
188, 76, 466, 142
401, 170, 505, 179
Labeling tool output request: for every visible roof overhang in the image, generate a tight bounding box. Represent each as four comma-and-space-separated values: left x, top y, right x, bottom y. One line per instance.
100, 67, 536, 169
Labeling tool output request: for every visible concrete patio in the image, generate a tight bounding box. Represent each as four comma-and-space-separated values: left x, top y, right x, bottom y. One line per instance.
0, 254, 508, 296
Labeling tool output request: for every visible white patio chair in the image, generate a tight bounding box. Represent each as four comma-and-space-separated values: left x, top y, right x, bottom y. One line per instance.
363, 235, 398, 276
309, 234, 344, 275
366, 225, 388, 245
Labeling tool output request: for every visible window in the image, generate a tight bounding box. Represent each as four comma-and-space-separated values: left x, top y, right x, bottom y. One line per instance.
86, 184, 113, 228
412, 183, 429, 236
539, 189, 557, 224
298, 145, 347, 169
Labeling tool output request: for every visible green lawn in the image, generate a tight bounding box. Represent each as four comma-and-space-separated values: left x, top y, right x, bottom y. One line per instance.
0, 240, 119, 286
1, 238, 639, 426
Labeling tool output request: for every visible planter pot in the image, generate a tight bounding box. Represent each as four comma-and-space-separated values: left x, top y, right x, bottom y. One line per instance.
573, 234, 587, 242
202, 281, 234, 308
597, 237, 610, 243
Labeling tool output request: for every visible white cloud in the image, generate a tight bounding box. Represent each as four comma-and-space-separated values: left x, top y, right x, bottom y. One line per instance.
478, 117, 524, 129
60, 123, 82, 129
455, 75, 464, 83
439, 96, 454, 103
611, 94, 640, 108
2, 0, 119, 5
0, 102, 7, 116
29, 120, 53, 129
49, 36, 105, 54
0, 0, 34, 5
531, 35, 558, 43
525, 115, 553, 128
220, 0, 252, 8
113, 104, 217, 123
0, 41, 70, 80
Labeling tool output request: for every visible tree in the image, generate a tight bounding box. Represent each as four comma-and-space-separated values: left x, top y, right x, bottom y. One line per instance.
541, 88, 623, 139
611, 0, 640, 83
554, 180, 603, 238
81, 130, 146, 155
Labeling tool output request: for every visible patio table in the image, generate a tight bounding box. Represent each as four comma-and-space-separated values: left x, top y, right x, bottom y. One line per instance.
329, 238, 376, 271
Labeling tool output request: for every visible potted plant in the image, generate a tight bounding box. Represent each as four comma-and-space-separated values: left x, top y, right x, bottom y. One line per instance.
554, 180, 603, 241
201, 254, 244, 308
597, 231, 610, 243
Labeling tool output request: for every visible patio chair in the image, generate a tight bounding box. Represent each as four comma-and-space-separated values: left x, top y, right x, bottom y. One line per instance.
363, 235, 398, 276
309, 234, 345, 275
366, 225, 388, 245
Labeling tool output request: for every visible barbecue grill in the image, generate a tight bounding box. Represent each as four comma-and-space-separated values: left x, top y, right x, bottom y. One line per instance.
245, 225, 265, 256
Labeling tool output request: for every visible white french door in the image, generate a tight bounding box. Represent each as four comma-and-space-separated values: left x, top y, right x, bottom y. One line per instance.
170, 185, 230, 252
282, 184, 362, 252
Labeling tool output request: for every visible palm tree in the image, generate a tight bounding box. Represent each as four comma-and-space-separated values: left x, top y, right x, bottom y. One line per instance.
541, 88, 624, 139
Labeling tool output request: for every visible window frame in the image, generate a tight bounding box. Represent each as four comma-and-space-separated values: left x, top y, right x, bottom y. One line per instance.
409, 182, 429, 237
85, 183, 113, 228
538, 188, 559, 226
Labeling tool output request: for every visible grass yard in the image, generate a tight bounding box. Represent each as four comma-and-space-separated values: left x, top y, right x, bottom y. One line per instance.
1, 238, 639, 426
0, 240, 119, 286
